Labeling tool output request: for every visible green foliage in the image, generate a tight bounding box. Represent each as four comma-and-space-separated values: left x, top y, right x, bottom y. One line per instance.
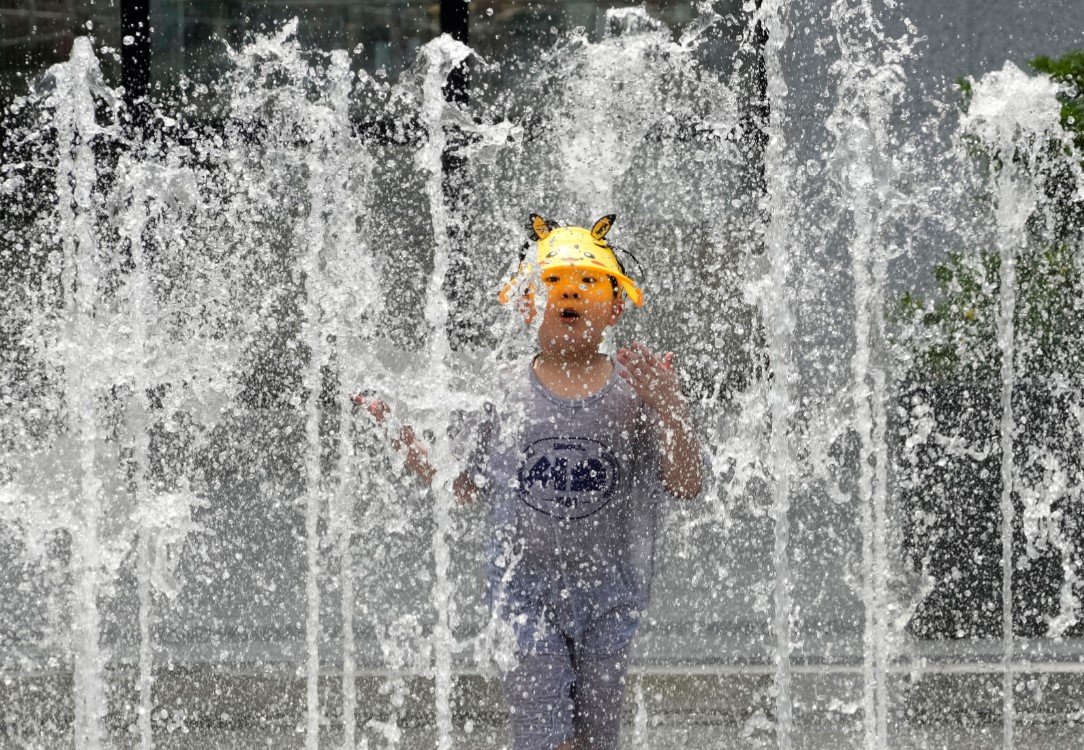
1031, 51, 1084, 150
896, 245, 1084, 381
1032, 50, 1084, 88
954, 76, 973, 100
894, 250, 998, 381
897, 51, 1084, 383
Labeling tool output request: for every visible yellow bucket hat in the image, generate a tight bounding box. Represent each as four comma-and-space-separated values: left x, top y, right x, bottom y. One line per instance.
498, 214, 645, 307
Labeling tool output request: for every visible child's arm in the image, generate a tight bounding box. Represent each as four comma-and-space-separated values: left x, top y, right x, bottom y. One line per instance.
351, 394, 477, 504
616, 342, 705, 500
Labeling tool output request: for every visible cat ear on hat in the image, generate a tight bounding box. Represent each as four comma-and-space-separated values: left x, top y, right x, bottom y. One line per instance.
590, 214, 616, 240
529, 214, 554, 241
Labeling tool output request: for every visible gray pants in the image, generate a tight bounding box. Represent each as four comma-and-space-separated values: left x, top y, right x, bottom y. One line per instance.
502, 637, 630, 750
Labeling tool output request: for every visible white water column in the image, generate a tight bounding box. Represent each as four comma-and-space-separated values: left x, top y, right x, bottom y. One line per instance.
119, 166, 155, 750
994, 155, 1020, 750
297, 49, 370, 749
755, 1, 796, 747
960, 63, 1065, 750
300, 142, 331, 750
48, 38, 110, 750
827, 1, 904, 746
416, 37, 474, 750
318, 49, 380, 749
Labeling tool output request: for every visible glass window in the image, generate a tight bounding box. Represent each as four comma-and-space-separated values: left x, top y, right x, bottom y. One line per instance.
0, 1, 119, 96
2, 1, 745, 99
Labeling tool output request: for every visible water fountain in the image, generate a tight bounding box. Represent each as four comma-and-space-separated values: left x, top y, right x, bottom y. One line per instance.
958, 61, 1070, 750
754, 2, 797, 746
1, 2, 1082, 749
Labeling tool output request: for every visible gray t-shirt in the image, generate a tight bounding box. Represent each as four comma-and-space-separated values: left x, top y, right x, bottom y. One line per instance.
454, 357, 681, 613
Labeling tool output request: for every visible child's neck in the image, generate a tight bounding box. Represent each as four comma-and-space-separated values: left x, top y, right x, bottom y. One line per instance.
532, 350, 613, 400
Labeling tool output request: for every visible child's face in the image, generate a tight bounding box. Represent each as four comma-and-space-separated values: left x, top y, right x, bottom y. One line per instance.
534, 267, 623, 357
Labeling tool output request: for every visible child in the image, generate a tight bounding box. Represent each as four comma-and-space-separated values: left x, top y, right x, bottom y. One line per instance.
354, 214, 705, 750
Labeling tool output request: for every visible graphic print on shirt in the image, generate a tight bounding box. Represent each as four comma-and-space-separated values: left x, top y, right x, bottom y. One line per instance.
516, 436, 621, 519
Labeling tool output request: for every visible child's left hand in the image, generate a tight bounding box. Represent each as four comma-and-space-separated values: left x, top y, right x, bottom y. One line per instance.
616, 341, 689, 423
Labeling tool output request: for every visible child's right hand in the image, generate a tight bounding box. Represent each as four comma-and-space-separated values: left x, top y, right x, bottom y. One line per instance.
350, 392, 437, 485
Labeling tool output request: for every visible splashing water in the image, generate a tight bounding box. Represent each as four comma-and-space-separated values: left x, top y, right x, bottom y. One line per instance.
1, 5, 1082, 750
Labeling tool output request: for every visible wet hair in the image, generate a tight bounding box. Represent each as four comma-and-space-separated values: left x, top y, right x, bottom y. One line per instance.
607, 245, 644, 301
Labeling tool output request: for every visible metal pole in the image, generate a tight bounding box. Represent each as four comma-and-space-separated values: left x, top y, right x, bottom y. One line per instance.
739, 0, 769, 252
438, 0, 473, 347
439, 0, 470, 103
120, 0, 150, 125
726, 0, 771, 395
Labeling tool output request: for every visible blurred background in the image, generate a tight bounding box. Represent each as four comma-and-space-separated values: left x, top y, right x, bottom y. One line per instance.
0, 1, 733, 95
